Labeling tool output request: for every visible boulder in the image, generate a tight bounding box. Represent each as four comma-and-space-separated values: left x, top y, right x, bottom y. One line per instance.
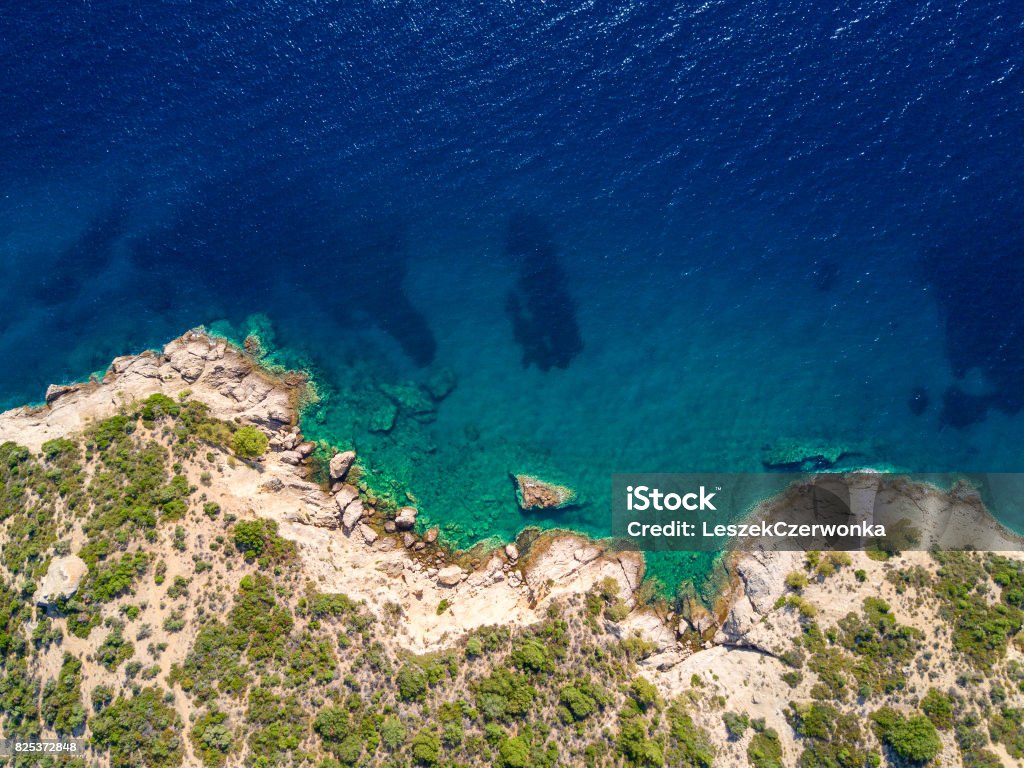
504, 543, 519, 561
437, 565, 465, 587
402, 533, 416, 548
260, 478, 284, 493
607, 611, 679, 652
329, 451, 356, 481
384, 521, 397, 533
278, 450, 302, 465
424, 527, 439, 544
377, 561, 405, 578
334, 484, 358, 512
395, 506, 418, 530
690, 605, 716, 635
296, 441, 315, 458
304, 502, 342, 528
359, 524, 379, 545
35, 556, 88, 607
734, 551, 791, 615
334, 484, 363, 531
512, 474, 577, 510
44, 384, 77, 405
342, 498, 364, 532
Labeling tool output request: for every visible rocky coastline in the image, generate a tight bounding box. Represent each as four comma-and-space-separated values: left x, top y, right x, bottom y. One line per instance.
6, 330, 1024, 766
9, 330, 1023, 662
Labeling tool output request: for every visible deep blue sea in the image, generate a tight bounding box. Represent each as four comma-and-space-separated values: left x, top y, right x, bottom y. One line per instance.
2, 1, 1023, 591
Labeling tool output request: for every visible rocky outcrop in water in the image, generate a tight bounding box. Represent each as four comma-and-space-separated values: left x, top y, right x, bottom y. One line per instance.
329, 450, 356, 481
395, 506, 418, 530
513, 474, 577, 510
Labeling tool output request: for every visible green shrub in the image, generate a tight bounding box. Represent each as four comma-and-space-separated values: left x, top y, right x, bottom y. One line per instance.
410, 730, 440, 766
96, 624, 134, 671
559, 681, 607, 722
245, 687, 307, 765
140, 394, 181, 423
920, 688, 954, 730
722, 711, 750, 740
232, 518, 295, 565
785, 571, 808, 591
91, 685, 114, 711
989, 706, 1024, 759
88, 552, 150, 602
933, 551, 1024, 671
40, 654, 86, 734
474, 668, 537, 722
396, 663, 429, 702
666, 699, 714, 767
191, 708, 234, 768
629, 677, 660, 712
787, 701, 873, 768
870, 707, 941, 764
617, 714, 664, 766
510, 638, 554, 674
380, 715, 406, 750
232, 427, 268, 458
229, 574, 293, 662
747, 728, 783, 768
91, 687, 182, 768
498, 735, 531, 768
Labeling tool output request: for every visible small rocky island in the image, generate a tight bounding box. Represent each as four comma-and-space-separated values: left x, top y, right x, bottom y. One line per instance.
512, 473, 578, 510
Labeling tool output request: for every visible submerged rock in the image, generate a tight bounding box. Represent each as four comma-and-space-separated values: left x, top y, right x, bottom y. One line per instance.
368, 402, 398, 433
761, 439, 854, 471
512, 474, 577, 510
424, 527, 439, 544
380, 382, 436, 421
35, 555, 88, 607
424, 367, 457, 401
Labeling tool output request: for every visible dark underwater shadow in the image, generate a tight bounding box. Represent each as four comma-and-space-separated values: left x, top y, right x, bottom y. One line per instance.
301, 215, 437, 367
34, 194, 133, 308
127, 172, 437, 366
503, 212, 584, 371
922, 205, 1024, 429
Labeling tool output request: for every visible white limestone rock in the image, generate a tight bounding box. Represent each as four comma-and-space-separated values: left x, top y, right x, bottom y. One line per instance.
35, 556, 88, 608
